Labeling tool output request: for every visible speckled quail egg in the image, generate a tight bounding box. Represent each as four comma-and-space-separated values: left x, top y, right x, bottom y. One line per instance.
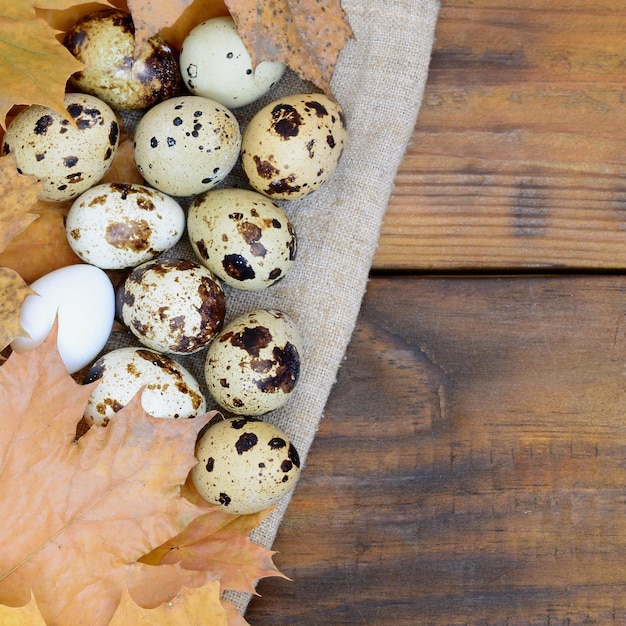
133, 95, 241, 197
64, 9, 181, 111
2, 93, 120, 201
66, 182, 185, 270
240, 93, 347, 200
83, 346, 206, 426
187, 188, 297, 290
191, 416, 301, 514
204, 308, 302, 415
179, 16, 285, 109
116, 257, 226, 355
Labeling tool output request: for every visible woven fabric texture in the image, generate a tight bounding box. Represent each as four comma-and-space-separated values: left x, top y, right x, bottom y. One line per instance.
108, 0, 440, 616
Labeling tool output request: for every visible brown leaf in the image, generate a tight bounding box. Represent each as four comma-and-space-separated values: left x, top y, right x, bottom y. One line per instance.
0, 324, 212, 625
0, 267, 35, 350
99, 132, 145, 185
225, 0, 353, 92
158, 0, 229, 52
0, 154, 43, 254
0, 1, 87, 130
0, 202, 82, 284
141, 479, 287, 619
110, 583, 227, 625
0, 593, 46, 626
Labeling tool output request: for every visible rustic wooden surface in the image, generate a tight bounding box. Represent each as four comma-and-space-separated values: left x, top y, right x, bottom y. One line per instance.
246, 1, 626, 624
374, 0, 626, 272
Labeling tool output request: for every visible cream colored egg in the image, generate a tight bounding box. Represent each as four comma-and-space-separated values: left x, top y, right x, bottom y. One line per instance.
117, 258, 226, 355
133, 96, 241, 197
83, 347, 206, 426
2, 93, 120, 202
64, 9, 181, 111
66, 182, 185, 270
240, 93, 347, 200
204, 309, 302, 415
180, 16, 285, 108
191, 416, 301, 514
188, 188, 297, 290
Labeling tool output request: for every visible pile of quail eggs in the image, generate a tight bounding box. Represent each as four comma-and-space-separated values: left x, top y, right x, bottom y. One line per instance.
5, 9, 347, 515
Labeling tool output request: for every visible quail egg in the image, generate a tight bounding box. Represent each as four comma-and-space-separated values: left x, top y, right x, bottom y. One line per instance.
187, 188, 297, 290
2, 93, 120, 201
66, 182, 185, 270
191, 416, 301, 514
240, 93, 347, 200
133, 95, 241, 197
204, 308, 302, 415
83, 346, 206, 426
116, 258, 226, 355
179, 16, 285, 108
64, 9, 181, 111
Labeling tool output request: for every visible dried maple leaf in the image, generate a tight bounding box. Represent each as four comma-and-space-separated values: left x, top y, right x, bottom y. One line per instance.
110, 583, 227, 625
0, 202, 82, 284
0, 154, 43, 253
0, 324, 212, 625
141, 479, 287, 621
225, 0, 353, 92
0, 1, 89, 130
0, 267, 35, 350
0, 593, 46, 626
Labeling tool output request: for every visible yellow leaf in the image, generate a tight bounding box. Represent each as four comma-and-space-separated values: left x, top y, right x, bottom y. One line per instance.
0, 593, 46, 626
0, 325, 211, 625
0, 154, 42, 253
0, 267, 35, 350
0, 2, 85, 129
110, 584, 227, 626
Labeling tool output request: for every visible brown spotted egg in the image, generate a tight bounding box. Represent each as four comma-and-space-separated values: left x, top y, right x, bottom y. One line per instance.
66, 182, 185, 270
240, 93, 347, 200
191, 416, 301, 514
133, 95, 241, 197
187, 188, 297, 290
64, 9, 181, 111
204, 309, 302, 415
83, 346, 206, 426
116, 258, 226, 355
2, 93, 120, 201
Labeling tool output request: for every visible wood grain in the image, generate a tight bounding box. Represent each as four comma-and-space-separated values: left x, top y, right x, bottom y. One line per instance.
246, 276, 626, 624
374, 0, 626, 271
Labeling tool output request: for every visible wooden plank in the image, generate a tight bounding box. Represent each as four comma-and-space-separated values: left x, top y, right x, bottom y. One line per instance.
373, 0, 626, 271
246, 275, 626, 624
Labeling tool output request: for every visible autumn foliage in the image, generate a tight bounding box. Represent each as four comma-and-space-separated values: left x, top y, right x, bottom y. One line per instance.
0, 0, 352, 622
0, 325, 284, 624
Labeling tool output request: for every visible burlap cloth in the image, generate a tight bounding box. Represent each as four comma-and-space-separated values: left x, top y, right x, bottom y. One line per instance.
107, 0, 440, 616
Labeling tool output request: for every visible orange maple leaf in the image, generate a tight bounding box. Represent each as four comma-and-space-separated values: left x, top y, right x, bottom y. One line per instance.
0, 154, 43, 254
0, 267, 35, 350
0, 1, 90, 129
110, 583, 227, 625
225, 0, 353, 92
0, 324, 212, 625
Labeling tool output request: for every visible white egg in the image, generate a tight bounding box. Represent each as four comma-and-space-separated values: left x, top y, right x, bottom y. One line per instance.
10, 264, 115, 374
180, 16, 286, 109
66, 182, 185, 270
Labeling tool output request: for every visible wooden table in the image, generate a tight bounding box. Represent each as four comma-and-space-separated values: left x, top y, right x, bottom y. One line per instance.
246, 1, 626, 623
